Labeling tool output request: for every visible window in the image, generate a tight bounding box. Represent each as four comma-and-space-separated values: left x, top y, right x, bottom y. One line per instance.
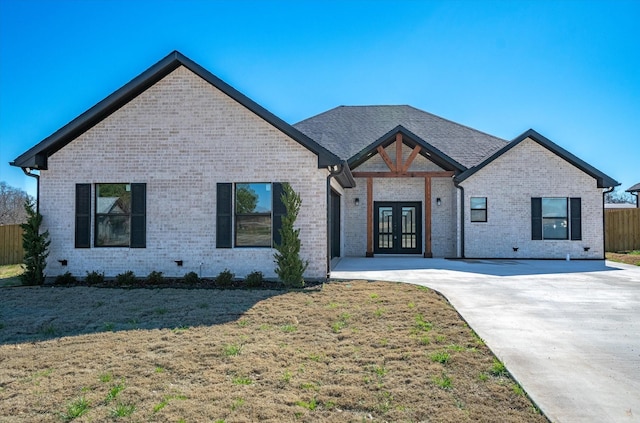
470, 197, 487, 222
216, 182, 286, 248
235, 183, 272, 247
75, 183, 146, 248
531, 197, 581, 241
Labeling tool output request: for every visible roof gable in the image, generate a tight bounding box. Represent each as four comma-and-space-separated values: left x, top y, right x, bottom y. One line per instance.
294, 105, 508, 168
348, 125, 466, 172
455, 129, 619, 188
11, 51, 342, 170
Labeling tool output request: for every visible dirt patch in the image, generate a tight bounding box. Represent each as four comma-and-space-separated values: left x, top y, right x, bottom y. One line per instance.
0, 281, 548, 422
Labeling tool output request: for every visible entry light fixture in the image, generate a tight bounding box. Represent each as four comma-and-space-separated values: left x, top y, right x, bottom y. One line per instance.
355, 198, 360, 206
436, 198, 441, 206
58, 259, 68, 266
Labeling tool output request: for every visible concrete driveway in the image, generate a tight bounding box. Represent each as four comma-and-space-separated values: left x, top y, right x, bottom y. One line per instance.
331, 258, 640, 423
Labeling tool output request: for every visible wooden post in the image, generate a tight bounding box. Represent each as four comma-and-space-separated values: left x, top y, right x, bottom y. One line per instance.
424, 176, 432, 257
366, 177, 374, 257
395, 133, 403, 172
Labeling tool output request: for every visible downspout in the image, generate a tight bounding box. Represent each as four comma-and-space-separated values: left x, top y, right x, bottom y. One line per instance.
22, 167, 40, 214
603, 186, 614, 258
453, 179, 465, 258
326, 162, 348, 279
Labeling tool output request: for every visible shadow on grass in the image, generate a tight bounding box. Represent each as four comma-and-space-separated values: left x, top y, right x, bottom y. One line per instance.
0, 285, 306, 345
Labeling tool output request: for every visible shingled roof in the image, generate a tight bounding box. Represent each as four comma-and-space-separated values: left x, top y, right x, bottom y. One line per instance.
627, 183, 640, 193
293, 105, 508, 168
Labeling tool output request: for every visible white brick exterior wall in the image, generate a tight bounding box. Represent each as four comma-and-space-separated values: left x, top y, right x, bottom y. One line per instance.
343, 143, 456, 257
40, 66, 329, 279
460, 137, 604, 259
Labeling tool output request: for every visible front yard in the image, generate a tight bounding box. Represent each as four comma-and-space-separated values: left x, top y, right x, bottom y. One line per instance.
0, 281, 547, 422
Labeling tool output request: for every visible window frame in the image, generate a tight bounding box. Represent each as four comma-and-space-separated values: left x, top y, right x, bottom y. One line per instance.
541, 197, 568, 240
91, 183, 146, 248
531, 197, 581, 241
234, 182, 273, 248
470, 197, 488, 223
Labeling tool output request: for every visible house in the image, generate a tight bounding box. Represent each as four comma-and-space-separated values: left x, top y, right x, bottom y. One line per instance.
626, 183, 640, 208
10, 51, 619, 279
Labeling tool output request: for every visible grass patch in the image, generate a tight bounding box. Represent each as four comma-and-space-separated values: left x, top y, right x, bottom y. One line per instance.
0, 281, 548, 422
61, 397, 90, 421
0, 264, 23, 287
606, 251, 640, 266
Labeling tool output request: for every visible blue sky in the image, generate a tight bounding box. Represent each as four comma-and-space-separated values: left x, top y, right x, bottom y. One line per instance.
1, 0, 638, 199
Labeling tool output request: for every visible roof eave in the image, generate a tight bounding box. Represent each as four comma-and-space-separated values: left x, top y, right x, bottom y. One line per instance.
455, 129, 620, 189
11, 51, 342, 170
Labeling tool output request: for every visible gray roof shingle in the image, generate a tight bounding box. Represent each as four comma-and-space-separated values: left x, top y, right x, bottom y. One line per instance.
626, 183, 640, 193
293, 105, 508, 168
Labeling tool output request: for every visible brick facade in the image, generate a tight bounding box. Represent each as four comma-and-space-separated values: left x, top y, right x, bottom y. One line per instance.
40, 66, 329, 279
460, 137, 604, 259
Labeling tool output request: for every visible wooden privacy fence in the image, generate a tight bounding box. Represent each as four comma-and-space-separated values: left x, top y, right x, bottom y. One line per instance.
0, 224, 24, 265
605, 208, 640, 252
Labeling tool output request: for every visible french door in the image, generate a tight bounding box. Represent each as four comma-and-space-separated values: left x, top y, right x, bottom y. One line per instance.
374, 202, 422, 254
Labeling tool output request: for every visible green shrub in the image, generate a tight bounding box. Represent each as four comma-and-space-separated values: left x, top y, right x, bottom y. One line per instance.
273, 183, 308, 288
85, 271, 105, 285
20, 201, 50, 286
54, 271, 77, 285
146, 271, 164, 285
215, 269, 234, 286
245, 271, 264, 287
115, 271, 136, 286
182, 271, 200, 285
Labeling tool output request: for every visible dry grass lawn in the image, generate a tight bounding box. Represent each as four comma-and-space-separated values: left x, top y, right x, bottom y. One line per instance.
606, 251, 640, 266
0, 281, 547, 422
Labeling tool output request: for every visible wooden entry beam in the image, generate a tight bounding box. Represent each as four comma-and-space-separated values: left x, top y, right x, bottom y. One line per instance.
395, 133, 403, 172
352, 171, 455, 178
366, 177, 374, 257
424, 176, 433, 258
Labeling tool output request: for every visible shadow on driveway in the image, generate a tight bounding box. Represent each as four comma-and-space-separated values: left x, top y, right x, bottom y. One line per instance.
332, 257, 622, 277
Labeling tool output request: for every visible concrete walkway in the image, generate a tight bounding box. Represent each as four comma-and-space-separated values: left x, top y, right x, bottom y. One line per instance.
331, 258, 640, 423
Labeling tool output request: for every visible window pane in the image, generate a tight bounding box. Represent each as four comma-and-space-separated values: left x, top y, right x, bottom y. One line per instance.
378, 207, 393, 233
236, 183, 271, 214
470, 209, 487, 222
542, 198, 567, 218
97, 184, 131, 214
470, 197, 486, 210
236, 215, 271, 247
96, 215, 130, 246
543, 218, 568, 239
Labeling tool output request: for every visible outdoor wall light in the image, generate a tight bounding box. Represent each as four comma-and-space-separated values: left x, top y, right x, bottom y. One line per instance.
355, 198, 360, 206
436, 198, 442, 206
583, 247, 590, 252
175, 260, 183, 266
58, 259, 68, 266
513, 247, 519, 252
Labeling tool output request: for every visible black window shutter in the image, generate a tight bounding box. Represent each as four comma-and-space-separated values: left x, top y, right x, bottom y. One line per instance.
75, 184, 91, 248
272, 183, 286, 247
570, 197, 582, 241
216, 183, 232, 248
130, 183, 146, 248
531, 197, 542, 240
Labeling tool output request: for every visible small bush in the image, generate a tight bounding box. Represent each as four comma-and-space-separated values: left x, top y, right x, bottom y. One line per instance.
85, 271, 105, 286
215, 269, 234, 287
115, 271, 136, 286
245, 271, 264, 287
182, 271, 200, 285
55, 271, 77, 285
146, 271, 164, 285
